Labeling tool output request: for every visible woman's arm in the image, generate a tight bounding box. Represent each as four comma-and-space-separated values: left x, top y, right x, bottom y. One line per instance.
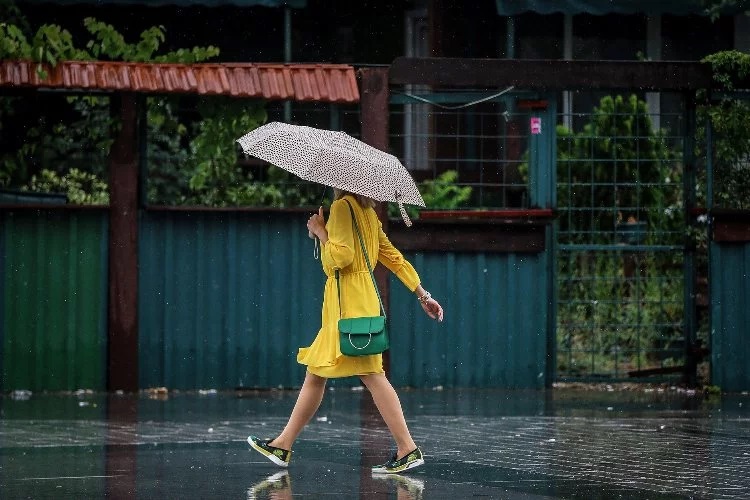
377, 223, 420, 290
308, 201, 355, 269
377, 221, 444, 322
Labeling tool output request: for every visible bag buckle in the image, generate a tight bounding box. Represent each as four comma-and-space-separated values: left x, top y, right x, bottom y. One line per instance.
349, 333, 372, 350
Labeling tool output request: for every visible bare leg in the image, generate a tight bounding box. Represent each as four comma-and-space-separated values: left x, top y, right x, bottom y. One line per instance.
360, 373, 417, 459
269, 371, 327, 450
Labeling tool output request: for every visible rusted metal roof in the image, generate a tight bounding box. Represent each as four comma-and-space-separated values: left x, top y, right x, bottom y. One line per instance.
0, 61, 360, 103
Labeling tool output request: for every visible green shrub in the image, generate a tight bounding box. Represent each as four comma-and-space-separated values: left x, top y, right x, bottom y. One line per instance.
23, 168, 108, 204
388, 169, 473, 219
0, 16, 224, 204
557, 94, 679, 243
699, 50, 750, 209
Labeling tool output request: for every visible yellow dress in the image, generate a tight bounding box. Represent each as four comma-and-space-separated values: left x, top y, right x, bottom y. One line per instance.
297, 195, 421, 378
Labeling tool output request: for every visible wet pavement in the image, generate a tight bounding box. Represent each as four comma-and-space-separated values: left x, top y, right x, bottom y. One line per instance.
1, 386, 749, 499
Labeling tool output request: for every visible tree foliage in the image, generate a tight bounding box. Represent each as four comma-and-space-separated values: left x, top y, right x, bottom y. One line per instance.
556, 95, 678, 243
187, 98, 269, 206
23, 168, 109, 204
0, 15, 340, 207
702, 0, 750, 20
0, 17, 219, 75
0, 16, 294, 206
387, 169, 473, 220
699, 50, 750, 209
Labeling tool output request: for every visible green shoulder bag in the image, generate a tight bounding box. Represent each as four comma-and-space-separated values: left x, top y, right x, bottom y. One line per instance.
336, 200, 389, 357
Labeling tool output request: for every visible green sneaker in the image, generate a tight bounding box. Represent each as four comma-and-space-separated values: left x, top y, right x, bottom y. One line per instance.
372, 472, 425, 499
371, 447, 424, 474
247, 470, 290, 499
247, 436, 291, 467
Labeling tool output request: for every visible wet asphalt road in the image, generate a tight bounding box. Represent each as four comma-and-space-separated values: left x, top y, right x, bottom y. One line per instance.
1, 386, 749, 499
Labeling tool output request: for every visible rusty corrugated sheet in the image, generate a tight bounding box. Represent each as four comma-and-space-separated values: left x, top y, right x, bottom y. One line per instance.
0, 61, 359, 103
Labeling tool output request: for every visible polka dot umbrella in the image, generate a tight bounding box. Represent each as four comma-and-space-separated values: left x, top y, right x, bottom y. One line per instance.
236, 121, 425, 226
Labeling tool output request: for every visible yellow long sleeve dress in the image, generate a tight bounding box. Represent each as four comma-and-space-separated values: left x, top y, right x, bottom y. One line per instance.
297, 195, 421, 378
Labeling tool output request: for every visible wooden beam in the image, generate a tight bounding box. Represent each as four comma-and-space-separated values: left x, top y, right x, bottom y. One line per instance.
390, 219, 548, 253
108, 93, 140, 392
713, 210, 750, 243
390, 57, 713, 91
358, 67, 392, 372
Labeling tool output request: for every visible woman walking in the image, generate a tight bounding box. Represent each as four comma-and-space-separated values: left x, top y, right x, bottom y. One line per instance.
248, 190, 444, 474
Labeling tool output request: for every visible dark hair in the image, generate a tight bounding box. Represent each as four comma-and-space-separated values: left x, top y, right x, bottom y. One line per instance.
333, 188, 377, 209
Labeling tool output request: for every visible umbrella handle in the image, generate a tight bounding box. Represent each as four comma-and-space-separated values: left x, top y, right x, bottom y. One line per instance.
308, 230, 315, 239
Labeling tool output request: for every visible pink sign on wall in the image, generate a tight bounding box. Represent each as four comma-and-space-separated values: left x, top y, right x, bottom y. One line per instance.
530, 117, 542, 135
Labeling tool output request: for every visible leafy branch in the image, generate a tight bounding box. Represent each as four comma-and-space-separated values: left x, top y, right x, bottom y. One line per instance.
698, 50, 750, 209
703, 50, 750, 90
0, 17, 219, 78
703, 0, 750, 20
387, 170, 473, 219
0, 16, 224, 198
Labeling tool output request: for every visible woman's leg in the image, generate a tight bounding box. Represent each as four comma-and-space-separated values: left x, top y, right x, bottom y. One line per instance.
360, 373, 417, 459
270, 371, 327, 450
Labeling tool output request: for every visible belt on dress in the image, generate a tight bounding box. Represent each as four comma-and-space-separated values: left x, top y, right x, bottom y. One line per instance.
330, 269, 370, 277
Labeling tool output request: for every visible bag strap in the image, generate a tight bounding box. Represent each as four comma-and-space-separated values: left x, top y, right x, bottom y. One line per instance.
335, 199, 386, 319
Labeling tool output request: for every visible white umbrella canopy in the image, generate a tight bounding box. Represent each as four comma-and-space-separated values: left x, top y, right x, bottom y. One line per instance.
236, 122, 425, 215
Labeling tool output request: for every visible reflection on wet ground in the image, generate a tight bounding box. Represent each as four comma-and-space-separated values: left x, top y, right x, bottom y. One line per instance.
1, 387, 749, 499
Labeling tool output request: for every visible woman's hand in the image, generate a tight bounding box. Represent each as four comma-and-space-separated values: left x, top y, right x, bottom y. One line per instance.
415, 285, 443, 322
307, 207, 328, 244
421, 297, 444, 322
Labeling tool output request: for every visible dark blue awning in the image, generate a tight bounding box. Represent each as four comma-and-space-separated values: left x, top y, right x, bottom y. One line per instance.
17, 0, 306, 7
496, 0, 724, 16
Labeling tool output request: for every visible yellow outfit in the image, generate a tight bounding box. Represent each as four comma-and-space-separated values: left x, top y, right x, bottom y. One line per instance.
297, 195, 421, 378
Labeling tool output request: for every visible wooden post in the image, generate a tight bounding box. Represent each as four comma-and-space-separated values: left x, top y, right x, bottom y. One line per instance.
358, 67, 391, 373
359, 68, 390, 156
105, 395, 137, 497
108, 93, 140, 392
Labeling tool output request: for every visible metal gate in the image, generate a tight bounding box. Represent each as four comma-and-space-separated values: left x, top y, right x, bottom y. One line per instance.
554, 93, 696, 382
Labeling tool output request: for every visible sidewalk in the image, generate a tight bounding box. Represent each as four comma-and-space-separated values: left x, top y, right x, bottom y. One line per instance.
1, 387, 748, 499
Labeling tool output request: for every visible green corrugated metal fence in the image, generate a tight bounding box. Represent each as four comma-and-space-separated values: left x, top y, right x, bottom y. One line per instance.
138, 210, 325, 390
710, 242, 750, 392
1, 208, 553, 392
389, 249, 551, 389
1, 210, 108, 391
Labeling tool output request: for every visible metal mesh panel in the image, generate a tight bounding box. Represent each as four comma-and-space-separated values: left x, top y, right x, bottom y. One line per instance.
389, 90, 532, 209
556, 93, 687, 380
